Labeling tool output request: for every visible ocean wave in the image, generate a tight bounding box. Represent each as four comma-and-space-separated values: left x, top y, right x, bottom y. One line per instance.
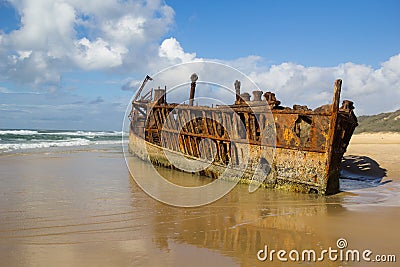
40, 131, 126, 137
0, 130, 39, 135
0, 138, 123, 153
0, 129, 126, 137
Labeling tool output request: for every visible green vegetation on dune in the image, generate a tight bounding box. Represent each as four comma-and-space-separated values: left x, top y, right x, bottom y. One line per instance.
355, 109, 400, 133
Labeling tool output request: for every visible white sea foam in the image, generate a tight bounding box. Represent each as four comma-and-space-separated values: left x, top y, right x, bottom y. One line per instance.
0, 139, 125, 152
0, 129, 125, 136
0, 129, 126, 153
0, 138, 89, 151
41, 131, 125, 136
0, 130, 39, 135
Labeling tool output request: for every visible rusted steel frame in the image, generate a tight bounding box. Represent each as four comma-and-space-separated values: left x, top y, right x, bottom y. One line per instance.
159, 108, 179, 151
178, 110, 188, 132
216, 112, 224, 137
175, 110, 184, 131
219, 113, 226, 137
201, 111, 210, 135
157, 108, 164, 126
146, 110, 160, 129
162, 108, 179, 151
194, 137, 200, 157
132, 103, 147, 116
162, 104, 331, 115
160, 108, 170, 129
189, 136, 196, 157
205, 118, 213, 135
223, 112, 233, 139
243, 113, 252, 140
255, 113, 262, 140
249, 114, 257, 140
176, 110, 190, 154
193, 111, 201, 134
185, 110, 195, 133
178, 132, 186, 153
225, 142, 231, 162
325, 80, 342, 177
155, 127, 327, 153
141, 89, 153, 101
271, 110, 332, 116
150, 104, 333, 120
211, 111, 221, 138
152, 108, 161, 127
165, 132, 172, 150
185, 135, 194, 156
165, 132, 178, 151
186, 111, 200, 157
174, 133, 180, 151
133, 75, 153, 101
232, 111, 239, 139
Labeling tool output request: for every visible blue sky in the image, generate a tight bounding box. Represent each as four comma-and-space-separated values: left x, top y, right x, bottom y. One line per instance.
0, 0, 399, 130
168, 0, 399, 67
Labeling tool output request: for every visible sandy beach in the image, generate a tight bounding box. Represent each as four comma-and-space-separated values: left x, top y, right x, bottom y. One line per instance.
344, 133, 400, 181
0, 133, 399, 266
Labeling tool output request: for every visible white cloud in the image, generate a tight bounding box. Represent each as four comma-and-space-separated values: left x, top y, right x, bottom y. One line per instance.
103, 15, 146, 44
6, 0, 76, 52
0, 0, 175, 88
159, 37, 196, 63
73, 37, 127, 70
152, 41, 400, 115
246, 55, 400, 114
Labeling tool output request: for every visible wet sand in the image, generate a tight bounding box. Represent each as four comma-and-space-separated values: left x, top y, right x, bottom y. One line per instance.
0, 134, 399, 267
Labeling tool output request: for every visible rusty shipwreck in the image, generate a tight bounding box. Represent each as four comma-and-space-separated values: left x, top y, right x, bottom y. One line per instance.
128, 74, 358, 195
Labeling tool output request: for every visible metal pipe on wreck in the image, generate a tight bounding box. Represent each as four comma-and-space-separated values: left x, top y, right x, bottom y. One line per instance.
234, 80, 241, 104
189, 73, 198, 106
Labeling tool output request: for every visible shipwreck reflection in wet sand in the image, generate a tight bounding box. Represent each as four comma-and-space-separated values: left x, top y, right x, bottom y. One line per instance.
127, 155, 352, 266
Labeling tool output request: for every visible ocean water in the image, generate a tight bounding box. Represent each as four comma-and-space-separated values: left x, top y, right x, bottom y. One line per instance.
0, 129, 126, 153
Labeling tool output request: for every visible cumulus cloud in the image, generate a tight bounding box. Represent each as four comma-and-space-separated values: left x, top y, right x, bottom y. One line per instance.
159, 37, 196, 63
0, 0, 174, 89
73, 37, 127, 70
150, 41, 400, 115
247, 54, 400, 114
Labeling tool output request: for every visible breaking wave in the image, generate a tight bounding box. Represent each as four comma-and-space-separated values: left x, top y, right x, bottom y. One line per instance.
0, 129, 126, 153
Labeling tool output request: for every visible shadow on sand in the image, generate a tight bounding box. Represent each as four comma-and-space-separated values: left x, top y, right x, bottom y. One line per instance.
340, 155, 390, 191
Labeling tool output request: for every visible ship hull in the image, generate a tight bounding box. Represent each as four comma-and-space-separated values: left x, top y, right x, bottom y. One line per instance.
128, 79, 357, 195
128, 120, 352, 195
129, 132, 328, 194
